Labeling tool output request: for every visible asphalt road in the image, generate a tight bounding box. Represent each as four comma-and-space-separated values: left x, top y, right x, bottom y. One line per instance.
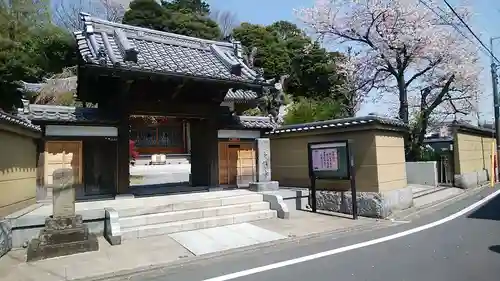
113, 187, 500, 281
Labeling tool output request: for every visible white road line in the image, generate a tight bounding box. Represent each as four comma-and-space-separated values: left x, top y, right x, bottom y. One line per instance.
203, 189, 500, 281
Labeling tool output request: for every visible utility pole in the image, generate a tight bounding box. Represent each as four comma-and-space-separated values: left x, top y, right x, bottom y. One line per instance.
490, 36, 500, 180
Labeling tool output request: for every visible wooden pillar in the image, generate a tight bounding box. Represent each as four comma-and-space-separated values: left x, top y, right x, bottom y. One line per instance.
116, 116, 130, 194
116, 81, 131, 194
207, 118, 219, 187
190, 118, 218, 187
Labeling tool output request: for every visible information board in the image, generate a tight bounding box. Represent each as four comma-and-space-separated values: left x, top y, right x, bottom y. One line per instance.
308, 141, 349, 180
307, 139, 357, 219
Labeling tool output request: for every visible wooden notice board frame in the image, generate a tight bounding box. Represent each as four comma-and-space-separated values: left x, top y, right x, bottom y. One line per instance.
307, 139, 358, 220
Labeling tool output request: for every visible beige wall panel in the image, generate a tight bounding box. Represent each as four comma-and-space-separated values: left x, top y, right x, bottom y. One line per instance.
455, 132, 495, 177
0, 129, 37, 217
374, 133, 407, 191
270, 130, 380, 192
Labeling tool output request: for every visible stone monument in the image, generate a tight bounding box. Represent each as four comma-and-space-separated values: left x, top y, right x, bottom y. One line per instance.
26, 168, 98, 262
249, 138, 279, 191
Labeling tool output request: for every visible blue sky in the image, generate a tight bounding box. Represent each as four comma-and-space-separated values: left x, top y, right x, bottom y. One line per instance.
207, 0, 500, 122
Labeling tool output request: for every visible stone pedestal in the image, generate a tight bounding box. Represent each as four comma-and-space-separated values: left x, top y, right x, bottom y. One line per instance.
26, 169, 99, 262
250, 138, 279, 190
26, 215, 98, 262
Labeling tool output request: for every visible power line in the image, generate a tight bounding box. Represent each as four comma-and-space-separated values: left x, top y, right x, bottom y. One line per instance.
419, 0, 500, 64
443, 0, 500, 64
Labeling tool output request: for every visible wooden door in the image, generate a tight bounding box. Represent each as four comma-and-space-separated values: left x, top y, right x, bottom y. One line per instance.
227, 145, 239, 185
218, 142, 229, 185
218, 141, 256, 186
44, 141, 82, 186
237, 143, 256, 185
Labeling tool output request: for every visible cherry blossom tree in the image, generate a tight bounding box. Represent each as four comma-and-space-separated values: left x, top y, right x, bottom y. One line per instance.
336, 47, 389, 116
296, 0, 482, 159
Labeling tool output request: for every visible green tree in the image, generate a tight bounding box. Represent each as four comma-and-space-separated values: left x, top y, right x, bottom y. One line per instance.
162, 0, 210, 15
232, 20, 349, 122
0, 1, 75, 111
283, 97, 347, 125
232, 21, 346, 100
232, 22, 292, 80
123, 0, 221, 40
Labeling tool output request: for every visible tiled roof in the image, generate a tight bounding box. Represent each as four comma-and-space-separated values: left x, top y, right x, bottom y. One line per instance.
0, 111, 41, 132
449, 121, 495, 136
20, 82, 43, 93
20, 81, 258, 103
75, 12, 265, 85
268, 115, 408, 135
225, 89, 258, 102
230, 115, 277, 130
16, 103, 274, 130
17, 104, 117, 124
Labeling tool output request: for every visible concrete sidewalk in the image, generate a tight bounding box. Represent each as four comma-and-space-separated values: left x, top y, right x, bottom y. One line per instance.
0, 210, 385, 281
2, 185, 486, 281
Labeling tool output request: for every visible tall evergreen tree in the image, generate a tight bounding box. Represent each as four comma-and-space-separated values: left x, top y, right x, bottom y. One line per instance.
123, 0, 221, 40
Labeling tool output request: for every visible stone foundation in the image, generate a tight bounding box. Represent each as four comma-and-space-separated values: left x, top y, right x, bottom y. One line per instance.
26, 215, 98, 262
315, 187, 413, 218
454, 169, 489, 189
249, 181, 279, 192
0, 219, 12, 258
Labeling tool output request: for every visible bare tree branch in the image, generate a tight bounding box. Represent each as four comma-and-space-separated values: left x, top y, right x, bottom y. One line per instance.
52, 0, 125, 31
210, 9, 238, 38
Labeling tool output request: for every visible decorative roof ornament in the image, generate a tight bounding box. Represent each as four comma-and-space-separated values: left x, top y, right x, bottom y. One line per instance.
243, 46, 257, 69
258, 74, 289, 122
232, 40, 243, 59
97, 46, 107, 65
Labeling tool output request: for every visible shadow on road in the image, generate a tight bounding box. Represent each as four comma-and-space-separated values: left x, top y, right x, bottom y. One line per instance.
467, 193, 500, 221
489, 245, 500, 254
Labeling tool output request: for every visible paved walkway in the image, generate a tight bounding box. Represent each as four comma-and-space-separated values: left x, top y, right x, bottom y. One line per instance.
0, 210, 383, 281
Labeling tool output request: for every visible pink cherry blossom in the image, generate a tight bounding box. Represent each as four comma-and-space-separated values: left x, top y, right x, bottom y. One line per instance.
295, 0, 483, 123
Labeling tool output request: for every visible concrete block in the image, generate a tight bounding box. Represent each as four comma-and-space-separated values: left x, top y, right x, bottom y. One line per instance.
232, 210, 276, 223
262, 194, 290, 219
249, 181, 279, 192
172, 198, 221, 211
104, 208, 121, 246
122, 210, 276, 240
215, 204, 251, 216
315, 186, 414, 218
0, 219, 12, 258
477, 169, 488, 184
454, 172, 479, 189
406, 161, 438, 186
121, 230, 139, 241
220, 194, 263, 206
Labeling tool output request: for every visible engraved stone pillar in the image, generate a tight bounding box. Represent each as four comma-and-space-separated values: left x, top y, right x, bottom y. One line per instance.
26, 168, 99, 262
52, 169, 76, 217
249, 138, 279, 191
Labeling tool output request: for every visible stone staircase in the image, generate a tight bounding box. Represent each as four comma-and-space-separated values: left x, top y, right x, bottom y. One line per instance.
116, 191, 277, 241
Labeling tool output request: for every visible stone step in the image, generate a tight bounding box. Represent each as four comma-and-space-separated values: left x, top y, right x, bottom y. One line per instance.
119, 201, 271, 228
121, 210, 277, 240
118, 193, 265, 218
413, 186, 449, 198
